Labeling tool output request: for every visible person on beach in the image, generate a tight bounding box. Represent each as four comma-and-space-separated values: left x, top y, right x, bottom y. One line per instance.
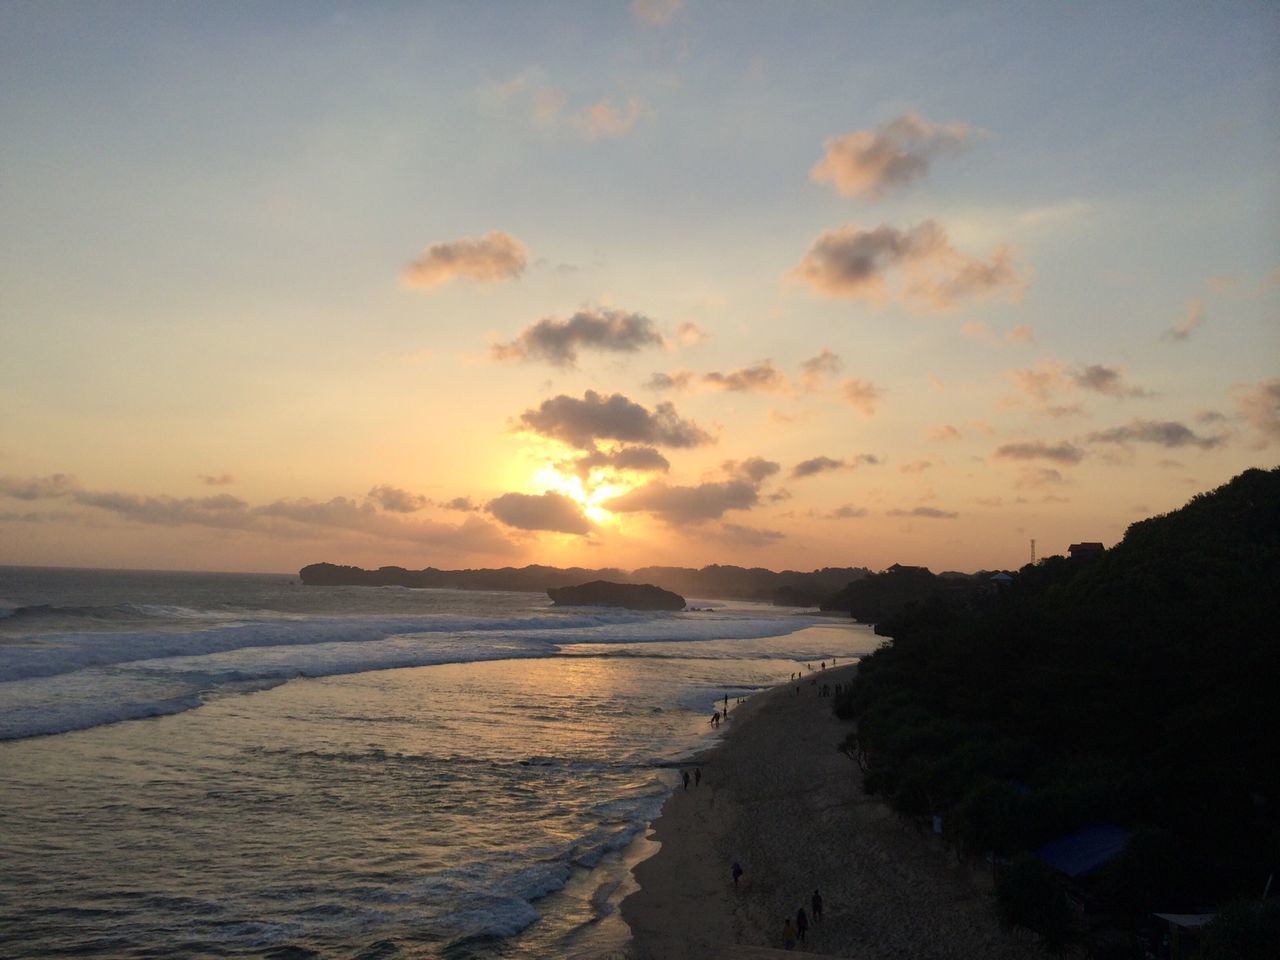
811, 889, 823, 921
782, 917, 796, 950
694, 767, 701, 787
682, 770, 690, 790
732, 861, 743, 888
796, 906, 809, 943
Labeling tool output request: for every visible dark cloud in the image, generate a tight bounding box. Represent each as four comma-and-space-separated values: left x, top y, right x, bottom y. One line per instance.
724, 457, 781, 483
486, 491, 591, 535
562, 445, 671, 478
810, 114, 973, 199
887, 506, 958, 519
603, 479, 759, 524
401, 231, 527, 289
994, 441, 1085, 464
442, 497, 478, 512
828, 504, 868, 519
645, 370, 695, 392
1071, 364, 1149, 398
790, 456, 846, 479
702, 361, 787, 393
367, 484, 429, 512
492, 308, 664, 367
716, 523, 786, 547
0, 473, 78, 500
1232, 379, 1280, 444
793, 220, 1021, 310
1086, 419, 1224, 449
76, 490, 253, 528
517, 390, 713, 450
197, 473, 235, 486
799, 349, 842, 389
767, 488, 793, 503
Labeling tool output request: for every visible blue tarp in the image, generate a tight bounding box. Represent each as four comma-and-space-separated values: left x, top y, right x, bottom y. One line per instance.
1036, 824, 1129, 877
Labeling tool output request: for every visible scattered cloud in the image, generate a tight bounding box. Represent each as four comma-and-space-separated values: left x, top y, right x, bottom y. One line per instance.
645, 370, 696, 392
1163, 299, 1204, 342
842, 378, 882, 416
630, 0, 682, 26
604, 478, 760, 524
0, 473, 78, 500
994, 441, 1085, 464
899, 460, 933, 474
198, 473, 235, 486
790, 456, 847, 479
677, 321, 710, 345
401, 231, 527, 289
517, 390, 713, 450
724, 457, 781, 483
1086, 419, 1225, 449
702, 361, 787, 393
1071, 364, 1150, 398
887, 506, 958, 519
716, 522, 786, 547
799, 349, 843, 389
563, 445, 672, 478
1008, 361, 1068, 402
367, 484, 429, 513
1014, 467, 1065, 489
443, 497, 478, 512
793, 220, 1023, 310
492, 308, 664, 367
487, 491, 591, 535
809, 113, 974, 199
929, 425, 961, 442
1232, 378, 1280, 444
828, 504, 868, 519
768, 487, 793, 503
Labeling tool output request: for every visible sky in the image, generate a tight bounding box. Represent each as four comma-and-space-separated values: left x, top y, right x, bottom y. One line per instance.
1, 1, 1277, 575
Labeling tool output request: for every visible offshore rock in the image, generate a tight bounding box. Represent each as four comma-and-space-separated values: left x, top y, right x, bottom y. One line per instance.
547, 580, 686, 611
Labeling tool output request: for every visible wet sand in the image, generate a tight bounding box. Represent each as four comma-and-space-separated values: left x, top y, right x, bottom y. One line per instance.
621, 664, 1045, 959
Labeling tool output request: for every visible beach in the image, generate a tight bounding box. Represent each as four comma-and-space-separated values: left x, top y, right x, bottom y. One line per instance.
622, 663, 1045, 960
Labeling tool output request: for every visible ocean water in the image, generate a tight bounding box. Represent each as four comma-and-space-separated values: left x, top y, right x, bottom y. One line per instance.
0, 566, 881, 958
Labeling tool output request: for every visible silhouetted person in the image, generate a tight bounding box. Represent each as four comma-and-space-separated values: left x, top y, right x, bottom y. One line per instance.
682, 770, 690, 790
732, 861, 743, 888
694, 767, 701, 787
812, 889, 823, 921
796, 906, 808, 943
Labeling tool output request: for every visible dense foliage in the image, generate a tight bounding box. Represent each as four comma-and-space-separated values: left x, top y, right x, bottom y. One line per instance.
835, 468, 1280, 947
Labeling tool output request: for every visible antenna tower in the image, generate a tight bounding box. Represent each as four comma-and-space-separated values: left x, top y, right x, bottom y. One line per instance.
1030, 539, 1036, 565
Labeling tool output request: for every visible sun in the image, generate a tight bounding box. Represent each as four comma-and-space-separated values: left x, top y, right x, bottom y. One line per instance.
530, 466, 628, 525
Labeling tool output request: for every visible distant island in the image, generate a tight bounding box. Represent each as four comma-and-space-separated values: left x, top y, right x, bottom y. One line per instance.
547, 580, 686, 611
298, 561, 872, 606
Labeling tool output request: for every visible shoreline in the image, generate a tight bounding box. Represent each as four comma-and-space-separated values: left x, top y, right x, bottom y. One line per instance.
620, 664, 1045, 960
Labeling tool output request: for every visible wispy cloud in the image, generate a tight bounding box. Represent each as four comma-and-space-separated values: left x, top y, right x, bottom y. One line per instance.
402, 231, 528, 289
1071, 364, 1150, 398
1086, 419, 1225, 449
1163, 299, 1204, 342
899, 460, 933, 474
702, 361, 787, 393
492, 308, 664, 367
1232, 378, 1280, 444
605, 479, 760, 524
799, 349, 842, 389
887, 506, 958, 519
197, 473, 235, 486
810, 114, 974, 199
517, 390, 713, 450
793, 220, 1023, 310
842, 378, 882, 416
367, 484, 429, 513
994, 441, 1085, 464
929, 425, 961, 442
789, 453, 877, 479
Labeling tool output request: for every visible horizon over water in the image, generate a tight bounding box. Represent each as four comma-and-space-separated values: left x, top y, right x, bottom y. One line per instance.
0, 566, 881, 958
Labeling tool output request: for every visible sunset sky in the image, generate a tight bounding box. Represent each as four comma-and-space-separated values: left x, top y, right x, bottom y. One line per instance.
2, 1, 1277, 575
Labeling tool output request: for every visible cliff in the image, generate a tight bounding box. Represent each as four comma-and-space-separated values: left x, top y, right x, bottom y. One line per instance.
546, 580, 686, 611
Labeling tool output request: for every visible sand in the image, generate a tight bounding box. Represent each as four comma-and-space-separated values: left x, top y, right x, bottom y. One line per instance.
620, 664, 1047, 960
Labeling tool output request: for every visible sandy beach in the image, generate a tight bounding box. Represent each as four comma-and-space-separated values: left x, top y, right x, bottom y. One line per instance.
621, 663, 1046, 960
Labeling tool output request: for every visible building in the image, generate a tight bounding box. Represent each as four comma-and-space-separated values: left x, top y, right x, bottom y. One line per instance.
1068, 541, 1105, 560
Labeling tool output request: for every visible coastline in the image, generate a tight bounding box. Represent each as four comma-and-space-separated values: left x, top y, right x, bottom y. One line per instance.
620, 664, 1044, 960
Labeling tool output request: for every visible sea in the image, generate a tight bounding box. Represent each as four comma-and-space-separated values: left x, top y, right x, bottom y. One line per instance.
0, 565, 882, 959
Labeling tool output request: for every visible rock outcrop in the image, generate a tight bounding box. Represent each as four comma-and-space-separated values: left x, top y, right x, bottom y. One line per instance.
547, 580, 686, 611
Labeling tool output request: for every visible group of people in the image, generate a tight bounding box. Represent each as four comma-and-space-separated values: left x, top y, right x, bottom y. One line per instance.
781, 890, 824, 950
680, 767, 702, 790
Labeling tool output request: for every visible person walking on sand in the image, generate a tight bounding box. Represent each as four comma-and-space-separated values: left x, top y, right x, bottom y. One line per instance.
682, 769, 689, 790
796, 906, 809, 944
811, 888, 823, 921
694, 767, 701, 787
782, 917, 796, 950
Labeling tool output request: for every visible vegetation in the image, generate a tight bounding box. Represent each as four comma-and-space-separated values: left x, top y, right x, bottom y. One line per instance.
834, 468, 1280, 950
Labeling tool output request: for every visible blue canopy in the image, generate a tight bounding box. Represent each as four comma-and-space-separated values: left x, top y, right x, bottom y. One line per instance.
1036, 824, 1128, 877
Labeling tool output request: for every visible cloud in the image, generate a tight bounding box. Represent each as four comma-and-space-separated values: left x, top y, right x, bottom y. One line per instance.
442, 497, 478, 512
899, 460, 933, 474
716, 523, 786, 547
1163, 300, 1205, 342
799, 349, 843, 389
604, 479, 760, 524
1008, 361, 1068, 402
724, 457, 781, 483
790, 456, 847, 479
702, 361, 787, 393
401, 231, 528, 289
842, 378, 882, 416
1007, 324, 1036, 344
517, 390, 713, 450
929, 425, 961, 442
810, 113, 973, 199
197, 473, 235, 486
1071, 364, 1149, 398
1086, 419, 1225, 449
1232, 378, 1280, 444
677, 321, 710, 345
646, 370, 695, 392
1014, 467, 1065, 489
562, 445, 672, 478
828, 504, 868, 519
573, 97, 650, 141
492, 308, 664, 367
792, 220, 1022, 310
887, 506, 958, 519
367, 484, 429, 513
994, 441, 1085, 464
0, 473, 78, 500
486, 491, 591, 535
631, 0, 682, 26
